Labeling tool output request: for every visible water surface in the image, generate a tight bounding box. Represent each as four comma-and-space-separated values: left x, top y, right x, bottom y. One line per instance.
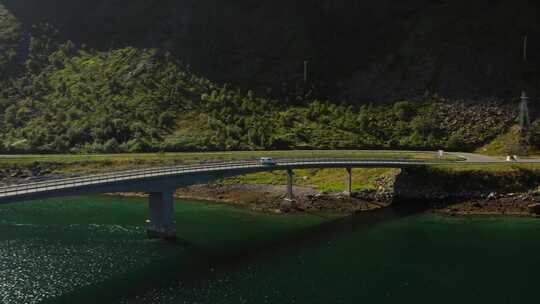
1, 196, 539, 304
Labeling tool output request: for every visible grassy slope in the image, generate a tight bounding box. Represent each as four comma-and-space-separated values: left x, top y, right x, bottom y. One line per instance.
476, 125, 530, 156
222, 168, 399, 193
225, 163, 540, 193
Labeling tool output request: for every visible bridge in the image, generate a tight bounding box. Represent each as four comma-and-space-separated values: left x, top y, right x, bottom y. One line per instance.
0, 156, 524, 239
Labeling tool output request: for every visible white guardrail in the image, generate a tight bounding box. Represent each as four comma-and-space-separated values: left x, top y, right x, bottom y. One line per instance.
0, 158, 444, 198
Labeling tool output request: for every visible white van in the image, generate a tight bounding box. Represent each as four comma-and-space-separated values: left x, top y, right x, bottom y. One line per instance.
260, 157, 276, 166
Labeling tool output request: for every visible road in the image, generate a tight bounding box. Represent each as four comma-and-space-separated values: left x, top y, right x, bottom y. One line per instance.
0, 152, 539, 204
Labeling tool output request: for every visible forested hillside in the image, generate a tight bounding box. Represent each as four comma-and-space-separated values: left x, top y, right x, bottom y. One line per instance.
0, 1, 537, 153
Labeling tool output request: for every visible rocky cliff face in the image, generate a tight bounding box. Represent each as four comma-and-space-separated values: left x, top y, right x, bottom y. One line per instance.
393, 166, 540, 202
1, 0, 539, 102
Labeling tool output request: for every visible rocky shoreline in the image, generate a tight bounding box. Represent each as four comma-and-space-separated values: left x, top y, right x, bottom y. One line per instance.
430, 191, 540, 218
108, 184, 390, 215
174, 184, 391, 214
392, 167, 540, 218
108, 183, 540, 218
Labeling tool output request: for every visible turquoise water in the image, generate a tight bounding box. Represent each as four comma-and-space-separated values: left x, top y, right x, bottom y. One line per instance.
1, 196, 540, 304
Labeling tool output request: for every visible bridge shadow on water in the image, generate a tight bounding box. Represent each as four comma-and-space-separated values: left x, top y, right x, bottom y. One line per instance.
46, 202, 429, 304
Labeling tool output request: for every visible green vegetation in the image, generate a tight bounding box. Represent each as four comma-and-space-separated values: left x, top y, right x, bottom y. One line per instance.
226, 163, 540, 193
431, 163, 540, 173
222, 168, 398, 193
0, 34, 515, 153
477, 125, 532, 156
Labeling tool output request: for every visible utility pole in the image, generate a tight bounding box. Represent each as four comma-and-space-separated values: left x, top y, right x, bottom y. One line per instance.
520, 91, 530, 129
523, 36, 528, 63
304, 60, 308, 83
519, 36, 531, 131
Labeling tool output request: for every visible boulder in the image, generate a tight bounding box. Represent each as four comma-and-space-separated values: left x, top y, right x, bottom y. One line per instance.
528, 203, 540, 215
487, 192, 497, 200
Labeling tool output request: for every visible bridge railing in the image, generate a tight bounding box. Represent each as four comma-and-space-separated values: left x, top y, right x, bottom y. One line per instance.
0, 160, 261, 196
0, 159, 262, 188
1, 158, 422, 184
277, 158, 426, 163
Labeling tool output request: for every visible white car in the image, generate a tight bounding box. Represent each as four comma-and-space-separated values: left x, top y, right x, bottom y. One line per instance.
506, 155, 518, 162
260, 157, 277, 166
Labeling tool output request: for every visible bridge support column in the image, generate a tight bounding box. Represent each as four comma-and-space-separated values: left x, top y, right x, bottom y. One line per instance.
346, 168, 352, 197
286, 169, 294, 201
147, 191, 177, 240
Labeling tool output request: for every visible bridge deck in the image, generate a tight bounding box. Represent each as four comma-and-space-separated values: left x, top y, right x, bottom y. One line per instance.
0, 158, 520, 204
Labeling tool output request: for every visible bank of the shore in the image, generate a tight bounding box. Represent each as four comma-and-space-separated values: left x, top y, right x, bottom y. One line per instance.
175, 184, 391, 214
108, 183, 390, 215
106, 182, 540, 219
435, 196, 540, 218
174, 163, 540, 217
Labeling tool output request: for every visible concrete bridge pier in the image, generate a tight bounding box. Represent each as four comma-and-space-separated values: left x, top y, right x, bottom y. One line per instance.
345, 168, 352, 197
147, 191, 177, 240
286, 169, 294, 201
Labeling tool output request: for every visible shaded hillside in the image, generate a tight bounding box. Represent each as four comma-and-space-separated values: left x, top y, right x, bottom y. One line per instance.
1, 0, 539, 101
